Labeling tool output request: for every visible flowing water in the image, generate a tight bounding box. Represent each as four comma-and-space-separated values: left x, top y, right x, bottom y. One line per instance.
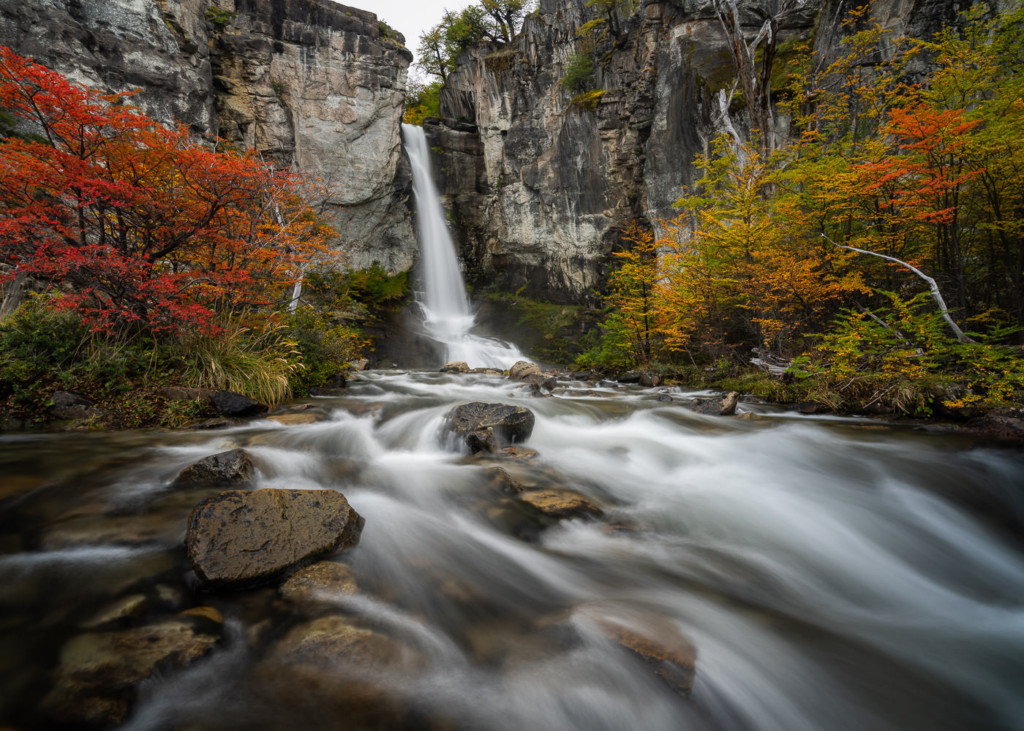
402, 124, 524, 369
1, 373, 1023, 730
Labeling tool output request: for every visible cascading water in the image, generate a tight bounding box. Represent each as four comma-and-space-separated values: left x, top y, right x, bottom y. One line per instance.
402, 124, 525, 368
2, 373, 1023, 730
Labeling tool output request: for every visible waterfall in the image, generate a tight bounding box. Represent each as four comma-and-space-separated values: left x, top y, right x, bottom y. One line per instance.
402, 124, 525, 369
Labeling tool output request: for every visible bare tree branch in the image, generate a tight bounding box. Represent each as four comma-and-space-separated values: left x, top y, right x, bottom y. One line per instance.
822, 233, 975, 344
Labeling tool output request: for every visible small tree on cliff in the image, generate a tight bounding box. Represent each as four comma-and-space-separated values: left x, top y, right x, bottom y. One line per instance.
416, 1, 536, 81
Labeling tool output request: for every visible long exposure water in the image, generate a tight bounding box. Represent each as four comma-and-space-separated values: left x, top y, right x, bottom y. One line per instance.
1, 372, 1022, 729
402, 124, 524, 369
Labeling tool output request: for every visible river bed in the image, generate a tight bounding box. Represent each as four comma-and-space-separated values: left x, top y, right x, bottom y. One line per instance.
1, 371, 1023, 730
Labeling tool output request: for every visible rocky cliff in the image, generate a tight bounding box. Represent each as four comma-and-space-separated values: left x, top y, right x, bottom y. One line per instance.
427, 0, 975, 304
0, 0, 417, 272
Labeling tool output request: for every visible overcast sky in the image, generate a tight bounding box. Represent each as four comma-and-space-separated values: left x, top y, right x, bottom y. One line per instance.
343, 0, 475, 76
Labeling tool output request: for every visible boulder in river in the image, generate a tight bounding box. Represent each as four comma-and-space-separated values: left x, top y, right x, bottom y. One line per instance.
42, 618, 220, 726
186, 489, 364, 588
685, 391, 740, 416
209, 390, 268, 418
172, 448, 255, 487
508, 360, 542, 380
440, 361, 470, 373
444, 401, 536, 453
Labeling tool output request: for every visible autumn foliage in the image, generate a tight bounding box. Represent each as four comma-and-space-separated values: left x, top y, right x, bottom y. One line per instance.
0, 47, 329, 335
586, 7, 1024, 410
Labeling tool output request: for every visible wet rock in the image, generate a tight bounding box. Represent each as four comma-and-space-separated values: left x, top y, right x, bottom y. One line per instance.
209, 390, 268, 418
255, 615, 422, 726
618, 370, 665, 387
349, 359, 370, 371
81, 594, 150, 629
685, 391, 740, 416
966, 409, 1024, 441
518, 489, 603, 520
470, 368, 504, 375
49, 391, 103, 421
795, 401, 825, 414
280, 561, 358, 608
42, 619, 220, 726
482, 467, 523, 495
266, 412, 321, 425
639, 372, 663, 388
171, 448, 255, 487
178, 606, 224, 625
440, 361, 470, 373
186, 489, 364, 589
444, 402, 536, 454
656, 393, 674, 403
508, 360, 542, 380
576, 605, 696, 697
266, 407, 329, 425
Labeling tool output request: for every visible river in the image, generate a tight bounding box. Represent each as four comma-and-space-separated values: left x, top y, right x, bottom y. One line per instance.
1, 371, 1022, 730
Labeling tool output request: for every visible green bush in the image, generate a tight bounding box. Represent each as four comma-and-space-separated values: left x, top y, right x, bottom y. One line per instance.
561, 52, 595, 94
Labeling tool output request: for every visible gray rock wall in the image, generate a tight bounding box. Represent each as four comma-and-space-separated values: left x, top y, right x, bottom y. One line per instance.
0, 0, 416, 273
430, 0, 972, 304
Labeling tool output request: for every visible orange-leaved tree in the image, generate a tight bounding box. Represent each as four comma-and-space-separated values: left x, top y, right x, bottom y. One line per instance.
0, 47, 330, 335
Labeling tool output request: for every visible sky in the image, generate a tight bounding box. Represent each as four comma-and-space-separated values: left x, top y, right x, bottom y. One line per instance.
342, 0, 475, 75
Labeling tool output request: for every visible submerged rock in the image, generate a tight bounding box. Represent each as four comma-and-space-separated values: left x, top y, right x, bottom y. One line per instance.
280, 561, 359, 609
186, 489, 364, 589
444, 401, 536, 454
519, 489, 603, 520
685, 391, 740, 416
209, 390, 268, 418
255, 614, 423, 726
172, 448, 255, 487
577, 606, 697, 697
42, 618, 220, 726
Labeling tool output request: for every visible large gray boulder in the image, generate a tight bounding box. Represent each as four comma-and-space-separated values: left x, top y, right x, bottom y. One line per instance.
444, 402, 536, 454
186, 489, 364, 588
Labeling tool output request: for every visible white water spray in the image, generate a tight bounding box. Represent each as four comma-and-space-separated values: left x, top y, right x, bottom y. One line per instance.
402, 124, 525, 369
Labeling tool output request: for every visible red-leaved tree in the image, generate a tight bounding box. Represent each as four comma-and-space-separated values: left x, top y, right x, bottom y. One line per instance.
0, 47, 330, 334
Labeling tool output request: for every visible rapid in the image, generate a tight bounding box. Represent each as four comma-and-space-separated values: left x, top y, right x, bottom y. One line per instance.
1, 373, 1023, 729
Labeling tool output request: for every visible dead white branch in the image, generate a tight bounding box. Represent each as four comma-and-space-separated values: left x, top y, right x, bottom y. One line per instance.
823, 234, 975, 344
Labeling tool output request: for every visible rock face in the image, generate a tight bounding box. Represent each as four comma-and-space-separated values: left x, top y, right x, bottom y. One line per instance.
0, 0, 416, 274
186, 488, 364, 588
444, 402, 536, 453
426, 0, 974, 303
209, 0, 415, 272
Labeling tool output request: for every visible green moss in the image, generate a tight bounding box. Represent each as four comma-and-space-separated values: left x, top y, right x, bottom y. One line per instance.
569, 88, 607, 112
204, 6, 235, 26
